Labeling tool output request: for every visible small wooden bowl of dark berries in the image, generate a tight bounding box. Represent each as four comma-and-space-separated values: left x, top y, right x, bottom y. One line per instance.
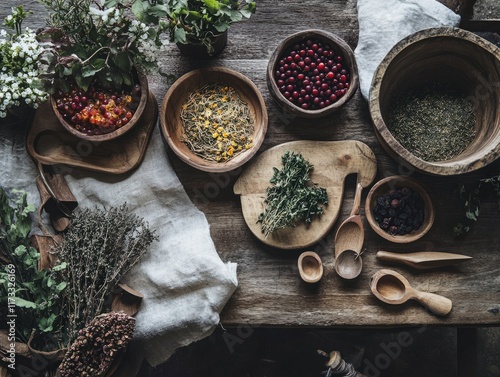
266, 29, 359, 119
365, 176, 435, 243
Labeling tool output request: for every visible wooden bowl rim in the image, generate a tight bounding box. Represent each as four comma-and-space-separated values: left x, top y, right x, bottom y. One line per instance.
298, 251, 323, 283
51, 70, 149, 142
160, 66, 268, 173
267, 28, 359, 118
365, 175, 435, 244
369, 27, 500, 175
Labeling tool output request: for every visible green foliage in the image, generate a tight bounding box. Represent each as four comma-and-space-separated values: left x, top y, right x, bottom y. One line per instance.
258, 151, 328, 237
37, 0, 164, 92
0, 188, 66, 345
453, 173, 500, 237
132, 0, 256, 55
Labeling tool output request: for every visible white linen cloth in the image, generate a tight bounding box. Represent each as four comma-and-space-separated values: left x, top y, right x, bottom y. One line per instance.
354, 0, 461, 100
0, 122, 238, 375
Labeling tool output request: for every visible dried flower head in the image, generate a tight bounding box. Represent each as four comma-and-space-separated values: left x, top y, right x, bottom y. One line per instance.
58, 311, 135, 377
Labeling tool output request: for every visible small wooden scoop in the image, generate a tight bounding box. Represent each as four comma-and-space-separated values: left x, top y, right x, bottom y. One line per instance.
376, 250, 472, 269
334, 182, 364, 279
298, 251, 324, 283
370, 269, 452, 317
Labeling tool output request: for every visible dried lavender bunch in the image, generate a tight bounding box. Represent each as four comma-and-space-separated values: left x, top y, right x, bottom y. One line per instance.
56, 204, 157, 344
58, 311, 135, 377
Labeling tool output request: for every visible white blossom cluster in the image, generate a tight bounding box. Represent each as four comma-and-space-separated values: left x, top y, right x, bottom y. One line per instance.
0, 27, 47, 118
89, 6, 164, 73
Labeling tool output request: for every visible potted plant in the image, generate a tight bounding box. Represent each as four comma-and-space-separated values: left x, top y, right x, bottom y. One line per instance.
160, 0, 256, 58
0, 6, 47, 124
36, 0, 164, 139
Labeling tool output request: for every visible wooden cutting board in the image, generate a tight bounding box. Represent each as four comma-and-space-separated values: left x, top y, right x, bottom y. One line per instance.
26, 92, 157, 175
233, 140, 377, 250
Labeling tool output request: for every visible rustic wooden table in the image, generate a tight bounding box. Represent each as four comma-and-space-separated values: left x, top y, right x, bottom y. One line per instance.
2, 0, 499, 373
145, 1, 500, 329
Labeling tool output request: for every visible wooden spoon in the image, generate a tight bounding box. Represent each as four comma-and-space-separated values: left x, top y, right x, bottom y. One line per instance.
376, 250, 472, 269
334, 182, 364, 279
370, 269, 452, 317
335, 249, 362, 280
298, 251, 324, 283
334, 182, 364, 258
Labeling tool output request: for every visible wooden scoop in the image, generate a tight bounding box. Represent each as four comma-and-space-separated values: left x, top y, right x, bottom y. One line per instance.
298, 251, 324, 283
334, 182, 364, 279
335, 182, 364, 258
370, 269, 452, 317
376, 250, 472, 269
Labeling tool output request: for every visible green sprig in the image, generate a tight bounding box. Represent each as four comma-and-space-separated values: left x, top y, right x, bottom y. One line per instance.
258, 151, 328, 237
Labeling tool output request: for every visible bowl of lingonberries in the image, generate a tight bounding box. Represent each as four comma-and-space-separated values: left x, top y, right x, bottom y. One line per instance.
50, 70, 149, 142
267, 29, 359, 119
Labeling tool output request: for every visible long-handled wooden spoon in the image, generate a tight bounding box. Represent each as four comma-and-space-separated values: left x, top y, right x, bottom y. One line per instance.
376, 250, 472, 269
334, 182, 364, 279
370, 269, 453, 317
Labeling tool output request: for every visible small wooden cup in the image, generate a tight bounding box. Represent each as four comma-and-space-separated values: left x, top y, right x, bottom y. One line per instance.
365, 176, 435, 244
160, 67, 268, 173
369, 27, 500, 175
298, 251, 323, 283
267, 29, 359, 119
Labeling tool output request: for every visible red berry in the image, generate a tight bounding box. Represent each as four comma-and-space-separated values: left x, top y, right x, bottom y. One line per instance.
318, 62, 325, 71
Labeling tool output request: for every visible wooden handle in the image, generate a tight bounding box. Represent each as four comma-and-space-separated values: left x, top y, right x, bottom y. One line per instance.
350, 182, 363, 216
376, 250, 407, 264
413, 290, 452, 316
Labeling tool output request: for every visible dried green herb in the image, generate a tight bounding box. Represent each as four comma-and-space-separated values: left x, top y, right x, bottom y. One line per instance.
55, 204, 157, 344
258, 151, 328, 237
388, 83, 476, 162
0, 188, 66, 346
453, 173, 500, 237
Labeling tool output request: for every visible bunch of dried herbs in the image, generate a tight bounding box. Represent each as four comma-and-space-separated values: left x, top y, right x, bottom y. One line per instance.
0, 188, 67, 348
58, 311, 135, 377
453, 172, 500, 237
55, 204, 157, 344
258, 151, 328, 237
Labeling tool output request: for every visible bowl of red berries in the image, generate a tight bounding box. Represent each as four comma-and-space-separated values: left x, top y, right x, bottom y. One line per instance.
50, 70, 148, 142
267, 29, 358, 119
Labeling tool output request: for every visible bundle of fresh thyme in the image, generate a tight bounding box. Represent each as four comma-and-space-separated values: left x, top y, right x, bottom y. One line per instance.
55, 204, 157, 344
258, 151, 328, 237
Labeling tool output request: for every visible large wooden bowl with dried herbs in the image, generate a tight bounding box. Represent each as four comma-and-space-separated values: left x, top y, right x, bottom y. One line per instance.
160, 67, 268, 173
369, 27, 500, 175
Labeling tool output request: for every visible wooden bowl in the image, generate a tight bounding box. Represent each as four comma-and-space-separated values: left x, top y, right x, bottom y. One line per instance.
160, 67, 268, 173
51, 71, 149, 142
365, 176, 435, 244
298, 251, 323, 283
370, 27, 500, 175
266, 29, 359, 119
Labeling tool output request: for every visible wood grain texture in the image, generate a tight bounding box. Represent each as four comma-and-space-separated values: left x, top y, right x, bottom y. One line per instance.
234, 140, 377, 249
3, 0, 500, 327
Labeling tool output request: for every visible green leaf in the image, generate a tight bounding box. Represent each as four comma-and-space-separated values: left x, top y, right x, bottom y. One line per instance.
240, 2, 256, 18
56, 281, 67, 292
82, 58, 106, 78
174, 27, 187, 43
202, 0, 221, 13
214, 21, 230, 33
52, 262, 67, 272
14, 245, 27, 257
132, 0, 148, 20
14, 297, 37, 308
113, 52, 132, 74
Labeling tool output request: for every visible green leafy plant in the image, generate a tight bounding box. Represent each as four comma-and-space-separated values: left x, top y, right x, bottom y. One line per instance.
258, 151, 328, 237
156, 0, 256, 55
36, 0, 164, 92
453, 172, 500, 237
0, 188, 66, 347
